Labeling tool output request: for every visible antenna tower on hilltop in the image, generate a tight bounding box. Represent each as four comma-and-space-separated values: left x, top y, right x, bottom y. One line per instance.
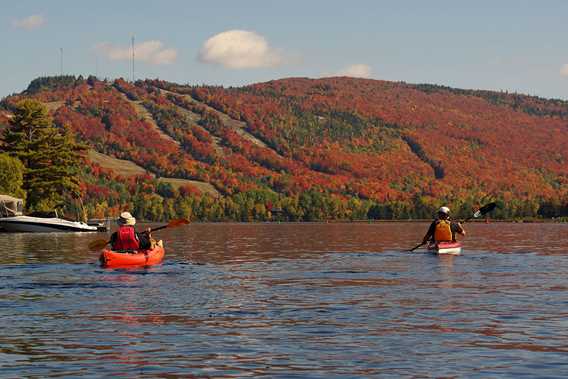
60, 48, 63, 76
131, 35, 135, 82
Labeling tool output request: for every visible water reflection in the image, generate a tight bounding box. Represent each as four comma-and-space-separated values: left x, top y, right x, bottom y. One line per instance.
0, 222, 568, 377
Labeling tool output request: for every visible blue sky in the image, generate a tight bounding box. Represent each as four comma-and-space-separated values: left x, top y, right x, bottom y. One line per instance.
2, 0, 567, 99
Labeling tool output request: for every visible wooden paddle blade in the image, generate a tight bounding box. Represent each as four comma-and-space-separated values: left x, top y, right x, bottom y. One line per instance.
88, 239, 109, 251
167, 218, 190, 227
149, 218, 191, 233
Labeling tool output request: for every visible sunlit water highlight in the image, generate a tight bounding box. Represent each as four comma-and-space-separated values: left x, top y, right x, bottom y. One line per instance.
1, 223, 567, 377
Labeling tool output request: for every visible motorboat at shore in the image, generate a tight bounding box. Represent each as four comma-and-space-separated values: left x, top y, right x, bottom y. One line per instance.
0, 215, 99, 232
0, 194, 100, 233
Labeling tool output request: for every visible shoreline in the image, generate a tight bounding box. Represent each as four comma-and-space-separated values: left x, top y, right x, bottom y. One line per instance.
135, 219, 568, 225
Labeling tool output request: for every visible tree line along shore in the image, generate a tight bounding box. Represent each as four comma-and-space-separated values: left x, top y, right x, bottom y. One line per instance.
2, 75, 568, 223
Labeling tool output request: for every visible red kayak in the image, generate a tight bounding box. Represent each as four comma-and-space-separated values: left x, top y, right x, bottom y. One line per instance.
99, 240, 165, 268
428, 241, 462, 255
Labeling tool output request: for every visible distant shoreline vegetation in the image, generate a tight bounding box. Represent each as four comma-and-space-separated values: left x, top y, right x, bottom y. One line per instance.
1, 75, 568, 222
132, 218, 568, 224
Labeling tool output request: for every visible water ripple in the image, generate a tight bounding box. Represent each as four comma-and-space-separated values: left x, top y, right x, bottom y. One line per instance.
1, 223, 568, 377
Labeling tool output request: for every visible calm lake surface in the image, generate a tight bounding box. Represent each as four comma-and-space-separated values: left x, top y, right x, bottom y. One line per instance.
1, 222, 567, 378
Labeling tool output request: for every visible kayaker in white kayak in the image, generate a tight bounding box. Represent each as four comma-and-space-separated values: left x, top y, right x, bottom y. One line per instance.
421, 206, 465, 245
110, 212, 152, 251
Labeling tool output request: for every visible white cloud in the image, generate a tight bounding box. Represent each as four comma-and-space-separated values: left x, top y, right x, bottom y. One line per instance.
198, 30, 283, 69
12, 14, 45, 30
95, 40, 177, 65
561, 64, 568, 77
335, 64, 373, 78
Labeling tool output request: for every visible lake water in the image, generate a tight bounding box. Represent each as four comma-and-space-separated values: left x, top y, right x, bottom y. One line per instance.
1, 222, 567, 378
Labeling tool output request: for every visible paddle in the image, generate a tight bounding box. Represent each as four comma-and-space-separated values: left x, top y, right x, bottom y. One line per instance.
88, 218, 190, 251
409, 242, 426, 252
462, 202, 497, 223
408, 202, 497, 252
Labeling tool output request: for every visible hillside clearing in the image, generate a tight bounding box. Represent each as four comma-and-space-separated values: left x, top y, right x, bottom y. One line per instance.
157, 87, 272, 150
116, 91, 181, 146
88, 150, 148, 177
87, 150, 219, 197
158, 178, 220, 197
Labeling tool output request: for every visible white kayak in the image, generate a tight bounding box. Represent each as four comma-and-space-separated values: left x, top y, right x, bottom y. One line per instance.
427, 241, 462, 255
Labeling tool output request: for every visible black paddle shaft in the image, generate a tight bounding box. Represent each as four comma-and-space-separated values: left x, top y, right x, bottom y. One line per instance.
463, 202, 497, 222
409, 242, 425, 252
149, 225, 167, 233
146, 219, 189, 234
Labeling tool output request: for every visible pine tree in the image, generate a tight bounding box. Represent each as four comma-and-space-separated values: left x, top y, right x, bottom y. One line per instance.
2, 99, 86, 211
0, 153, 25, 198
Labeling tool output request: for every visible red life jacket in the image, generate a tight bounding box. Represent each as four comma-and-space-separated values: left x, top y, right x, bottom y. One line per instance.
113, 225, 140, 251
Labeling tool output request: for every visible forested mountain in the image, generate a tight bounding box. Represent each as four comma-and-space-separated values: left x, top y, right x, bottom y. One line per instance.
1, 75, 567, 221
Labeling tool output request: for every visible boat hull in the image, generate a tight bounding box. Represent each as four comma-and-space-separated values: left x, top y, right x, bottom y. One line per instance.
0, 216, 99, 233
428, 241, 462, 255
100, 240, 165, 268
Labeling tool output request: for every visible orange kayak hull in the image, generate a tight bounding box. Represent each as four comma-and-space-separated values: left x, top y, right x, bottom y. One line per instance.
99, 240, 165, 268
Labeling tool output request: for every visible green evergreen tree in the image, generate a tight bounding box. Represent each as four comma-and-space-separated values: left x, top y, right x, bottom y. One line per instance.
2, 99, 86, 211
0, 153, 25, 198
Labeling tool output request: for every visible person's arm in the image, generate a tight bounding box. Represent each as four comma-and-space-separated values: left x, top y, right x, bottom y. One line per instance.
451, 221, 466, 241
452, 221, 465, 236
136, 230, 151, 249
136, 228, 152, 239
109, 232, 117, 248
422, 222, 435, 244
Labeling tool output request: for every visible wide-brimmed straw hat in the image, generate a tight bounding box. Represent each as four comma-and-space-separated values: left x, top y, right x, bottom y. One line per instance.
118, 211, 136, 226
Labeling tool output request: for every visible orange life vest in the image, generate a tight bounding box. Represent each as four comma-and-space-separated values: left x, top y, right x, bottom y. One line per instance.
434, 220, 453, 242
113, 225, 140, 251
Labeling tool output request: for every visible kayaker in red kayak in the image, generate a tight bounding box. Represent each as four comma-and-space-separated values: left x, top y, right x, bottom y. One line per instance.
421, 206, 465, 245
110, 212, 152, 251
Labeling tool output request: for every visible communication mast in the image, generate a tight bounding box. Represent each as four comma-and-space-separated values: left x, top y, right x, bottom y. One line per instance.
131, 35, 135, 82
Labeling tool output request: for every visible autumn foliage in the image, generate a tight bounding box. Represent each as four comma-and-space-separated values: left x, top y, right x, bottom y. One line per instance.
1, 75, 567, 220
